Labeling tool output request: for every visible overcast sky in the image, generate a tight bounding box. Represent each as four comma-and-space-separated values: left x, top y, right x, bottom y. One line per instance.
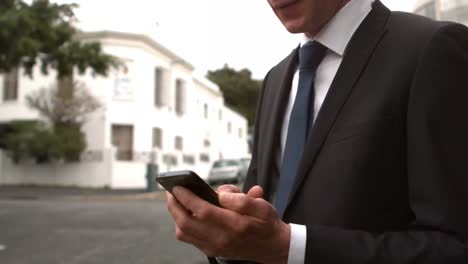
60, 0, 416, 79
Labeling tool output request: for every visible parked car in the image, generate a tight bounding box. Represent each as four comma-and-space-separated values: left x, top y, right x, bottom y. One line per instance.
207, 159, 244, 185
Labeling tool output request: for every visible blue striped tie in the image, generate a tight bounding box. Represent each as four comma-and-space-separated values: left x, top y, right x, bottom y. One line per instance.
274, 41, 327, 217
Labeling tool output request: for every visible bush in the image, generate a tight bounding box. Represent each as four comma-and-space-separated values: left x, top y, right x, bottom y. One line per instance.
28, 129, 61, 163
0, 120, 86, 163
54, 125, 86, 162
0, 120, 40, 163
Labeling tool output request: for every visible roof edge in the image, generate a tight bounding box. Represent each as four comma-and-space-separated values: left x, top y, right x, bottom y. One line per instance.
77, 30, 195, 71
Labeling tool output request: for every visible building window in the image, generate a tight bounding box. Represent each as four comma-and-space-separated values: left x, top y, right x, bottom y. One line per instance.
163, 154, 178, 166
238, 128, 243, 139
183, 154, 195, 165
152, 127, 163, 149
200, 153, 210, 163
155, 67, 169, 107
175, 136, 183, 151
204, 139, 210, 147
3, 68, 18, 101
204, 103, 208, 119
227, 122, 232, 134
219, 109, 223, 120
175, 79, 186, 115
111, 124, 134, 161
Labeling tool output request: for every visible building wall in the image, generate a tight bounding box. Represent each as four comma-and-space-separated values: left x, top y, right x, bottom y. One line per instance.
0, 67, 55, 122
0, 31, 249, 186
218, 107, 249, 160
414, 0, 468, 24
111, 160, 147, 189
439, 0, 468, 24
87, 32, 249, 179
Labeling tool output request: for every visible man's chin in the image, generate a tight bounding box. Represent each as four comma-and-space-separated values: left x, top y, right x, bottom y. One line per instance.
282, 19, 320, 36
282, 23, 306, 34
278, 17, 308, 34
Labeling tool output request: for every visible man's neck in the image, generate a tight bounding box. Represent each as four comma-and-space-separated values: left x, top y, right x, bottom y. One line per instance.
305, 0, 351, 38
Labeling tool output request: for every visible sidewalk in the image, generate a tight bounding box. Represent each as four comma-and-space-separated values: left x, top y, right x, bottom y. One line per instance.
0, 186, 166, 201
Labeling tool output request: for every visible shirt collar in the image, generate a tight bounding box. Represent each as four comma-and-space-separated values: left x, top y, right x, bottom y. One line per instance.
301, 0, 374, 56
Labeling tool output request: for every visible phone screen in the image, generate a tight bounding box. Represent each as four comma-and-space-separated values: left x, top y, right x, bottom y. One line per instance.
156, 170, 220, 207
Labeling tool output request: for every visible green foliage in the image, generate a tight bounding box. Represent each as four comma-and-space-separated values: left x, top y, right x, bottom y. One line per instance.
0, 0, 118, 78
207, 65, 261, 129
0, 120, 40, 163
54, 124, 85, 162
0, 0, 110, 165
0, 120, 86, 163
27, 128, 61, 163
3, 81, 98, 164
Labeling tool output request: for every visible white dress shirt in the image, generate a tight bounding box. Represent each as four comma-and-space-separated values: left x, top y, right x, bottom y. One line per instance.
282, 1, 374, 263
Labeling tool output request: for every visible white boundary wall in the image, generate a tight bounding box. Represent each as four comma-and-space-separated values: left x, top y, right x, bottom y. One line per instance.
0, 148, 197, 189
0, 148, 135, 188
111, 161, 146, 189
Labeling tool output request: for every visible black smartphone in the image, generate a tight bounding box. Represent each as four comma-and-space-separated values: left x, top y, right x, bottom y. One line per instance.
156, 170, 220, 207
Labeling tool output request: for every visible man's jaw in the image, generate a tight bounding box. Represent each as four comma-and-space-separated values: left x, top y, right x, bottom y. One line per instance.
269, 0, 299, 9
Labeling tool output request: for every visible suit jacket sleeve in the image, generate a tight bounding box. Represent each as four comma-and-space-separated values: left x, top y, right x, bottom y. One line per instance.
242, 70, 271, 194
304, 23, 468, 264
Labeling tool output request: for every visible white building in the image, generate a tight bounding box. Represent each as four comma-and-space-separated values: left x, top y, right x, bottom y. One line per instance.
414, 0, 468, 24
0, 31, 249, 189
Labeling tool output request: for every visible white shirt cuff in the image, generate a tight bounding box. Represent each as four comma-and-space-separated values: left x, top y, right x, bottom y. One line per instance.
215, 223, 306, 264
288, 223, 306, 264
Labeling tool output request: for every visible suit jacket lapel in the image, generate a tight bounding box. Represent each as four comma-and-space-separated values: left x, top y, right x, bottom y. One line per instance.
259, 48, 299, 201
285, 1, 391, 212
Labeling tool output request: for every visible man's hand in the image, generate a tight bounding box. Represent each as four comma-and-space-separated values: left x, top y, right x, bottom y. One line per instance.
166, 185, 291, 264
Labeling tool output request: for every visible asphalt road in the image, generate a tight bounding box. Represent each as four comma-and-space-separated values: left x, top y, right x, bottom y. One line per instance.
0, 191, 208, 264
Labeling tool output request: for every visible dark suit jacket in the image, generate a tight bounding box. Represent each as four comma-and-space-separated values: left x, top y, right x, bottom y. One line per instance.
237, 1, 468, 263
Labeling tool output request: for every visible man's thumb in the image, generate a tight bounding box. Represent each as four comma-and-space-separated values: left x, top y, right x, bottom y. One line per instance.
247, 185, 264, 198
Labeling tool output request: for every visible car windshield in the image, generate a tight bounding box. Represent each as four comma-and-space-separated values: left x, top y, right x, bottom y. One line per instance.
212, 160, 239, 168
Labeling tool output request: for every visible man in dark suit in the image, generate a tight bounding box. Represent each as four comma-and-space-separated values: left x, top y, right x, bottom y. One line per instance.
166, 0, 468, 263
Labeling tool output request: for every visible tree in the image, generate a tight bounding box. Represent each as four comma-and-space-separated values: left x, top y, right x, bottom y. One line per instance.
26, 81, 102, 126
0, 0, 117, 163
207, 65, 261, 129
21, 81, 101, 162
0, 0, 118, 96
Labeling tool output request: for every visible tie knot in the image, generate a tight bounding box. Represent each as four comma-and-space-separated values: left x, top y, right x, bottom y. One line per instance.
299, 41, 327, 71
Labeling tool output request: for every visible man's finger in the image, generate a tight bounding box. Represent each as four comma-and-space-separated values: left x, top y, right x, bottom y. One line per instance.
172, 186, 225, 221
217, 184, 241, 193
167, 190, 191, 220
246, 185, 264, 198
219, 192, 271, 220
174, 224, 208, 249
172, 186, 207, 212
169, 193, 226, 243
168, 191, 211, 244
